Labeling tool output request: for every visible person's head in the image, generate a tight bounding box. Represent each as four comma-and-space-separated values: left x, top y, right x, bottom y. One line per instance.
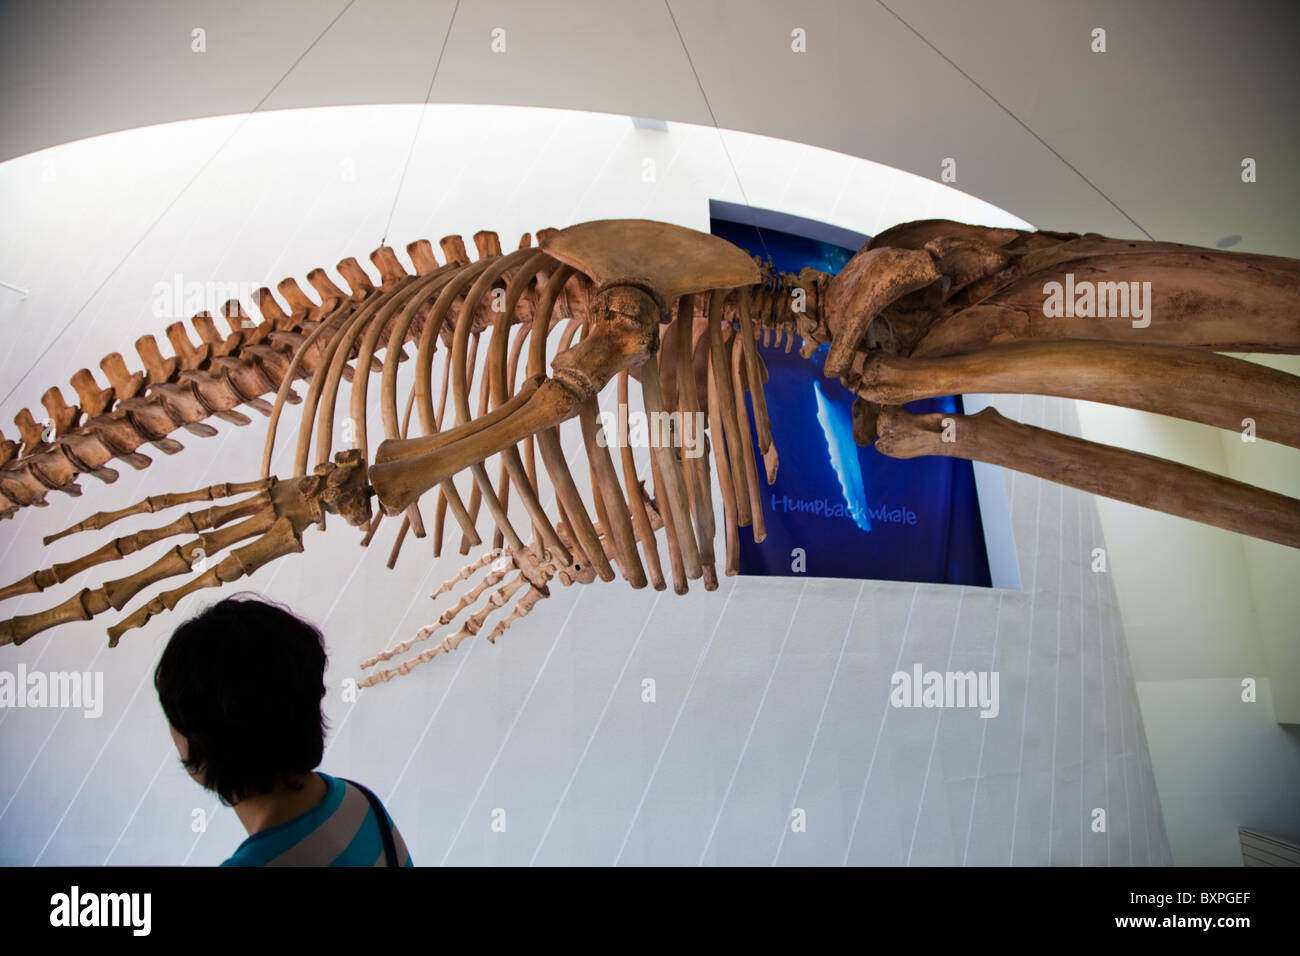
154, 593, 329, 806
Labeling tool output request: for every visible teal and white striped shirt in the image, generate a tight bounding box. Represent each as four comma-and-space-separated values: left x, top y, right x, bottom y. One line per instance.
220, 773, 413, 866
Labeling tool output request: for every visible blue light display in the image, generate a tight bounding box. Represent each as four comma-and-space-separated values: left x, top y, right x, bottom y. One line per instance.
712, 214, 992, 587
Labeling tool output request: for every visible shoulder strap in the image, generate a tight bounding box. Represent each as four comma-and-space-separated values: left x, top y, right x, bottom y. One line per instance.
342, 778, 399, 867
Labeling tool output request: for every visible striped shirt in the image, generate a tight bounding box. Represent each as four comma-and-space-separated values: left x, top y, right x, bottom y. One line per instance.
220, 773, 413, 866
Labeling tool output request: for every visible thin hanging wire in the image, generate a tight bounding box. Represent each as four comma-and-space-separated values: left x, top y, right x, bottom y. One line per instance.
1, 0, 359, 410
380, 0, 462, 248
874, 0, 1152, 240
662, 0, 775, 272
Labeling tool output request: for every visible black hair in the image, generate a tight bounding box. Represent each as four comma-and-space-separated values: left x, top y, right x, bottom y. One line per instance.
154, 592, 329, 806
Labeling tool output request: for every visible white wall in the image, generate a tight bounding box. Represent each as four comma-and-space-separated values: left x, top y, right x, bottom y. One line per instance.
1075, 378, 1300, 865
1220, 354, 1300, 726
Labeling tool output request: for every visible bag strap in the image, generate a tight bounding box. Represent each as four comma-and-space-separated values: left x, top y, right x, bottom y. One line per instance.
343, 778, 399, 867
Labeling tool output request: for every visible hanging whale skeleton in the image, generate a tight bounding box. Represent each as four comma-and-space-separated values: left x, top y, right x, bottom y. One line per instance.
1, 218, 1297, 685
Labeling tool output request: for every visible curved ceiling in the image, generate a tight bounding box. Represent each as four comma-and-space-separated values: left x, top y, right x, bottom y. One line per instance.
2, 0, 1297, 254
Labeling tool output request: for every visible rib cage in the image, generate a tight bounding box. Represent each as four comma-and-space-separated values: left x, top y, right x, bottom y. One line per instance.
0, 227, 805, 520
0, 222, 799, 663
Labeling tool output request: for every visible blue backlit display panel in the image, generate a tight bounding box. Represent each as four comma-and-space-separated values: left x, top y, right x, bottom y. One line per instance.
713, 214, 992, 587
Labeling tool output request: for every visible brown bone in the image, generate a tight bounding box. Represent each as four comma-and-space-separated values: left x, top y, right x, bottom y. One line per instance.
858, 341, 1300, 448
875, 405, 1300, 549
823, 246, 940, 377
912, 243, 1300, 357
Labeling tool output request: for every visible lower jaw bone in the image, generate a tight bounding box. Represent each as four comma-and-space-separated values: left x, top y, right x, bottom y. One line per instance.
874, 405, 1300, 549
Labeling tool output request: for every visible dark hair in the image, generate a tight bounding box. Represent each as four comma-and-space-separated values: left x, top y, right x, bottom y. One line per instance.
154, 593, 329, 806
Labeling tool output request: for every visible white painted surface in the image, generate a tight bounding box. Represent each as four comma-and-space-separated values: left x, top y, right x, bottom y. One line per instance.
1075, 387, 1300, 865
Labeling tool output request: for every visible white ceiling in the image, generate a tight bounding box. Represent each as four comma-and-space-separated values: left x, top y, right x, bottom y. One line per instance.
2, 0, 1297, 254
